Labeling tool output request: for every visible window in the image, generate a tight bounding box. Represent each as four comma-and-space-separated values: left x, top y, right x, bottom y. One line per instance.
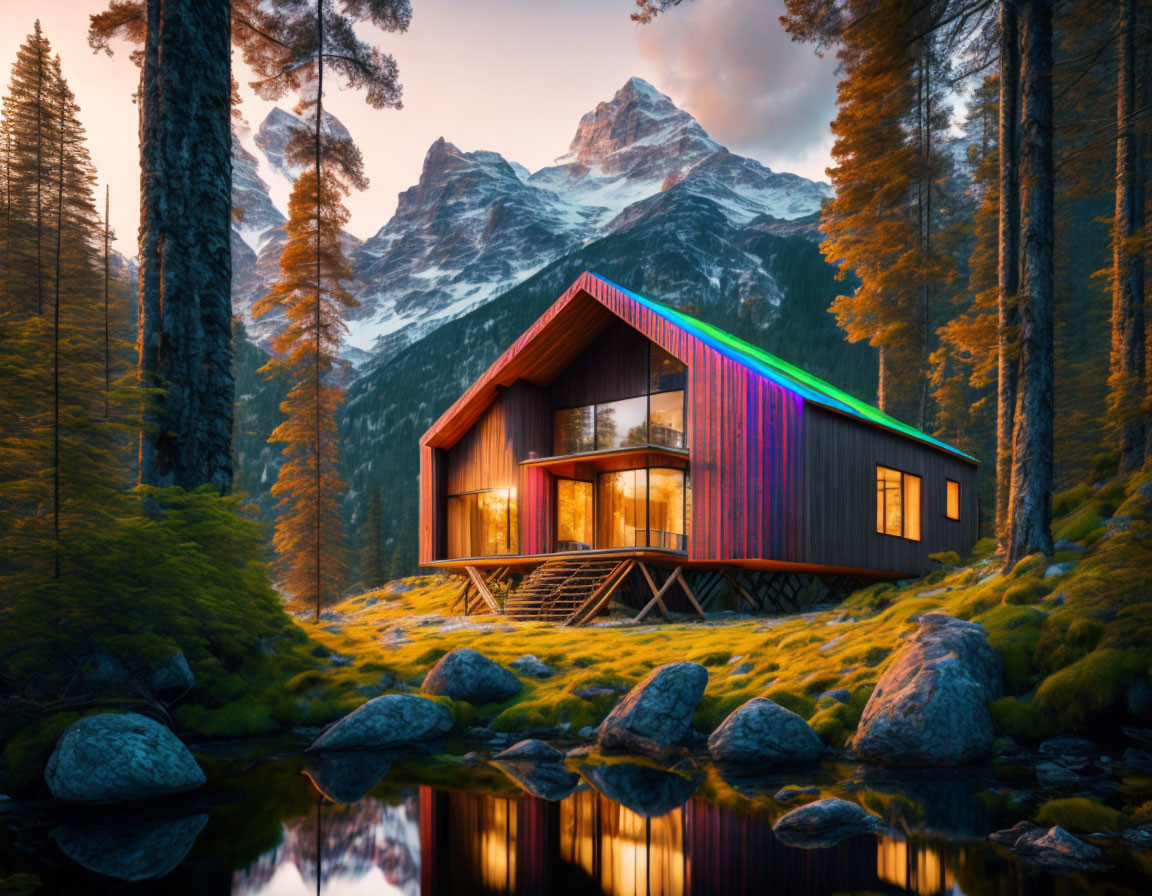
447, 489, 517, 558
650, 346, 687, 392
946, 480, 961, 520
553, 389, 687, 456
556, 479, 593, 549
595, 467, 686, 551
876, 466, 921, 541
595, 396, 649, 450
554, 406, 594, 455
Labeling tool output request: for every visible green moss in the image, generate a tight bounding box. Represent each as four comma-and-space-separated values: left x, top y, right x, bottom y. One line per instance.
415, 647, 448, 665
975, 605, 1046, 692
1032, 648, 1149, 733
763, 688, 815, 720
1002, 579, 1049, 606
988, 696, 1044, 742
691, 649, 733, 667
693, 692, 747, 732
452, 700, 476, 728
1035, 797, 1124, 833
2, 710, 97, 795
930, 551, 962, 567
0, 874, 42, 896
175, 696, 277, 738
968, 538, 997, 561
1054, 484, 1095, 518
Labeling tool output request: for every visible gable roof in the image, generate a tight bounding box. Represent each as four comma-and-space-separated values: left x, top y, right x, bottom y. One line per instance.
422, 271, 976, 463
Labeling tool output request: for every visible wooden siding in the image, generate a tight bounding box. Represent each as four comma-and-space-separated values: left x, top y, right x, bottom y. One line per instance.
418, 445, 448, 565
520, 464, 554, 555
549, 319, 651, 408
686, 349, 803, 562
801, 405, 979, 575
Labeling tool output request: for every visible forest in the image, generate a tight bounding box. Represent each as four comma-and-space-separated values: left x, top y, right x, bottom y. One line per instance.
1, 0, 1152, 882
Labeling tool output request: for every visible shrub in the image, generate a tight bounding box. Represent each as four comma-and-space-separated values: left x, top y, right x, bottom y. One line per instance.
1036, 797, 1123, 833
988, 696, 1044, 742
1032, 648, 1148, 733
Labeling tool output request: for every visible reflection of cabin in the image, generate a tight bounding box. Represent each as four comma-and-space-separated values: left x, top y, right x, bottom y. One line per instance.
418, 273, 978, 622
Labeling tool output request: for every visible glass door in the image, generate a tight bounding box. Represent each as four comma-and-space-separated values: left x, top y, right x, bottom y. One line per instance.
556, 479, 594, 550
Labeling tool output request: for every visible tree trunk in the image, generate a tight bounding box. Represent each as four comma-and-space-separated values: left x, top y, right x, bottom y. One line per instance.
315, 0, 324, 621
138, 0, 234, 493
1007, 0, 1055, 564
997, 0, 1021, 542
1113, 0, 1146, 470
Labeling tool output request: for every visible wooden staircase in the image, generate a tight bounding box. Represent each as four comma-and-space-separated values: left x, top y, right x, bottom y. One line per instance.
505, 559, 633, 625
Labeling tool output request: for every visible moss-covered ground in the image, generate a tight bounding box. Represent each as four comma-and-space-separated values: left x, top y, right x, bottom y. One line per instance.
297, 470, 1152, 749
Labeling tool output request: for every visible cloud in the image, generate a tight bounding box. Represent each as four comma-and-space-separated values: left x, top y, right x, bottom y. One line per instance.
636, 0, 838, 179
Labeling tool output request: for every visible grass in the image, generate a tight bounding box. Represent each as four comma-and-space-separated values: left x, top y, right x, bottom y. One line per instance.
1035, 797, 1125, 833
295, 471, 1152, 745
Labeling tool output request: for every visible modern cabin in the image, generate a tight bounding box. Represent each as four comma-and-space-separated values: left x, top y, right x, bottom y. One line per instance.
419, 272, 978, 623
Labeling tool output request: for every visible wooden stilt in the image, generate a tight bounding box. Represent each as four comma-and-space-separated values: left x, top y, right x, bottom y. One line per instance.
464, 566, 502, 614
679, 573, 706, 620
634, 565, 683, 623
725, 572, 757, 613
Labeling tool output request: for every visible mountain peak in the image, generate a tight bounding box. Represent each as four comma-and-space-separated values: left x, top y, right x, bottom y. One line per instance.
561, 77, 716, 169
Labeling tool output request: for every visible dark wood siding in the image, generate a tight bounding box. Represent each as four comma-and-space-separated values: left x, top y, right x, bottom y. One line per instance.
418, 445, 448, 565
548, 319, 651, 408
801, 405, 979, 575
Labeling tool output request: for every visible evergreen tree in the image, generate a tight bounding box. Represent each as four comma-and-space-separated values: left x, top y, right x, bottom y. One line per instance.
254, 162, 357, 615
1007, 0, 1055, 563
359, 490, 386, 588
0, 21, 57, 317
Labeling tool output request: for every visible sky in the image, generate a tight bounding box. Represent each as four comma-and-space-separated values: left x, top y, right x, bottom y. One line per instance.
0, 0, 839, 254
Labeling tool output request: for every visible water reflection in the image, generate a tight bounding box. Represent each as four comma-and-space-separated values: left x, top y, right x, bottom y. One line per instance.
5, 752, 1136, 894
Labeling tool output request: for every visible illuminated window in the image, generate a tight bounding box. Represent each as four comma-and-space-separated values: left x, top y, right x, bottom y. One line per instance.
946, 480, 961, 521
595, 467, 685, 551
447, 488, 517, 558
876, 466, 921, 541
556, 479, 593, 549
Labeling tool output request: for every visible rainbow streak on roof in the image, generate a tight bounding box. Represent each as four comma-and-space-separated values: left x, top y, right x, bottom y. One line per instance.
591, 273, 977, 463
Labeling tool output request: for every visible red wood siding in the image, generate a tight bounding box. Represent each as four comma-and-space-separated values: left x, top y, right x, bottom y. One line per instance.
519, 464, 554, 555
418, 445, 447, 565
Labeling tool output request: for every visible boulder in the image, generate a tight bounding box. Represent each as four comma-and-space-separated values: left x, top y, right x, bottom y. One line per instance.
510, 655, 555, 678
149, 652, 195, 695
494, 739, 564, 762
775, 785, 821, 804
598, 662, 708, 752
707, 698, 824, 766
852, 614, 1002, 766
772, 797, 883, 848
309, 695, 453, 751
45, 713, 205, 803
422, 648, 521, 704
1029, 826, 1104, 869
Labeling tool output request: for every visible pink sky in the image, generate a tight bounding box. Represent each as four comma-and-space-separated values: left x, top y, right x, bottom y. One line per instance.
0, 0, 837, 255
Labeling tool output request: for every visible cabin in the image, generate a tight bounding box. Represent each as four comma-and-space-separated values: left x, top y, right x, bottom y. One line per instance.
419, 272, 978, 623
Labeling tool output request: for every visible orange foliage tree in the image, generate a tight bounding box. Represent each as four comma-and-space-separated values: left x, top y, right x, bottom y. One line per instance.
255, 160, 357, 617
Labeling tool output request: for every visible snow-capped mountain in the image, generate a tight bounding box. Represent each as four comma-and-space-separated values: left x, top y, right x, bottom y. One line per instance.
344, 77, 831, 358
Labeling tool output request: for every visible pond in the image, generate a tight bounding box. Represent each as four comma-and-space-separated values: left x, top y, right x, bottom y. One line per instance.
2, 738, 1150, 894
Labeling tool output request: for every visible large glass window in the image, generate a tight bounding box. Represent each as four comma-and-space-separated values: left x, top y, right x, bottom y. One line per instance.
556, 479, 593, 549
553, 344, 687, 456
649, 390, 685, 449
447, 489, 517, 558
595, 396, 649, 450
650, 346, 687, 392
595, 468, 685, 551
648, 468, 686, 549
876, 466, 921, 542
554, 406, 594, 455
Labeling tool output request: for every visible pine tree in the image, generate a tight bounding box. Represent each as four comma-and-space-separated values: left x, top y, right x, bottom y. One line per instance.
1007, 0, 1056, 563
0, 21, 57, 317
242, 0, 409, 616
359, 490, 386, 588
1110, 0, 1147, 470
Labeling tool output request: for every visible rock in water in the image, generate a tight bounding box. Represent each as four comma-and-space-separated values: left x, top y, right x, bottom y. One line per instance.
852, 614, 1002, 765
579, 760, 703, 817
310, 695, 453, 751
598, 662, 708, 752
422, 648, 522, 703
772, 797, 883, 848
707, 697, 824, 766
303, 751, 392, 804
45, 713, 205, 803
495, 739, 565, 762
1029, 826, 1104, 869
